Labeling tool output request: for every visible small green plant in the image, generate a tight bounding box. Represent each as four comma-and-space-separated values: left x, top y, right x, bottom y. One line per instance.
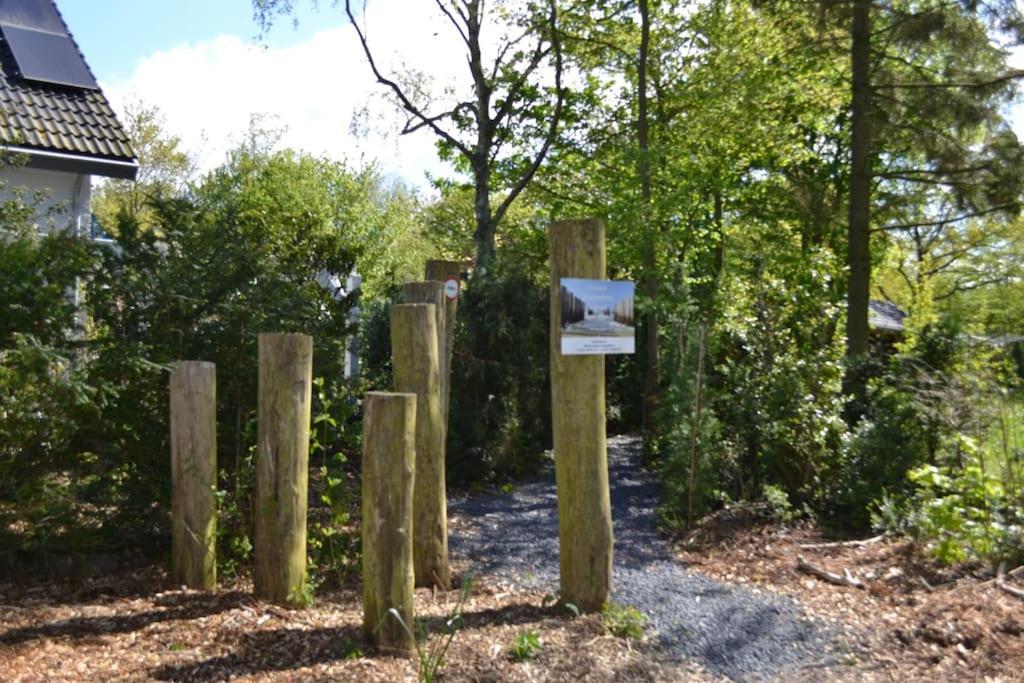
603, 603, 647, 641
338, 637, 364, 660
508, 630, 542, 662
287, 572, 316, 608
387, 576, 474, 683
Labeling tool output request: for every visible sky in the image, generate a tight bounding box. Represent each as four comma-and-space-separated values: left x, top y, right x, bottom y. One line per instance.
51, 1, 1024, 189
57, 0, 464, 187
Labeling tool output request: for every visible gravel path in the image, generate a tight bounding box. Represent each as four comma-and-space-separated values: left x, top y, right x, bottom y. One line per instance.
449, 435, 840, 681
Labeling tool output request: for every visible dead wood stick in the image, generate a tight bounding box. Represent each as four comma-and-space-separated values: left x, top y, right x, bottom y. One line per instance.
798, 534, 886, 550
996, 562, 1024, 601
978, 564, 1024, 587
796, 555, 865, 589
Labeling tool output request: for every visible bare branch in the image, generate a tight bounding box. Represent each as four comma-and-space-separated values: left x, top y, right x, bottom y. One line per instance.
877, 203, 1018, 232
344, 0, 472, 159
881, 70, 1024, 90
402, 101, 478, 135
434, 0, 471, 48
492, 0, 564, 228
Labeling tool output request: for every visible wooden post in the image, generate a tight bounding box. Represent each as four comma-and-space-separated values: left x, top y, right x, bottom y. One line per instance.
390, 303, 449, 589
424, 259, 461, 424
170, 361, 217, 590
549, 219, 613, 612
255, 332, 313, 605
402, 281, 447, 439
362, 391, 417, 655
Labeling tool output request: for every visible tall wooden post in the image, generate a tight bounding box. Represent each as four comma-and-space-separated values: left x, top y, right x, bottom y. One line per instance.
170, 361, 217, 590
549, 219, 613, 612
402, 281, 447, 439
362, 391, 417, 656
255, 333, 313, 605
390, 303, 449, 589
425, 259, 461, 424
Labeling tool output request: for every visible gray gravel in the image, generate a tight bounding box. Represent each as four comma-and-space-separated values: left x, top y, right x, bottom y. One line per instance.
449, 435, 841, 681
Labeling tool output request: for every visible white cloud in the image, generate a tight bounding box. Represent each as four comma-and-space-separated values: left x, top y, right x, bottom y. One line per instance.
101, 1, 474, 188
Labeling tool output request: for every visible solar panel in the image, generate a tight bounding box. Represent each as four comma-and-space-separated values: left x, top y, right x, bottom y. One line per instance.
0, 0, 66, 35
2, 24, 97, 89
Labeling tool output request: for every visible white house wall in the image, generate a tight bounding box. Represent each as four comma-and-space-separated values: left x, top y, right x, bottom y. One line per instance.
0, 166, 91, 234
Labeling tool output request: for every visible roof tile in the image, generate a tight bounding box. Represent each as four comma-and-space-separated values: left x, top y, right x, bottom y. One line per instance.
0, 2, 135, 165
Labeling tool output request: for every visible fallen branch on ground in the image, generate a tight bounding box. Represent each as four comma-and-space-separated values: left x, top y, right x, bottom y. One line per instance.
798, 534, 886, 550
796, 555, 865, 589
979, 563, 1024, 587
996, 562, 1024, 602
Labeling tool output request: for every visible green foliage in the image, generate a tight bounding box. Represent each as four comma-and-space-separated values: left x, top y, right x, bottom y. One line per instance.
602, 603, 647, 641
0, 144, 401, 571
387, 576, 473, 683
508, 630, 542, 662
91, 100, 194, 232
307, 377, 361, 587
446, 260, 551, 483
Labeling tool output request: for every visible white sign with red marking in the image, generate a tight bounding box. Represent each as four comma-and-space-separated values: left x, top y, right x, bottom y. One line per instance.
444, 277, 460, 300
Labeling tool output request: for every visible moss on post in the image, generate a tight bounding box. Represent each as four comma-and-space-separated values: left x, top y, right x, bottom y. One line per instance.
390, 303, 449, 589
170, 361, 217, 590
548, 218, 613, 612
255, 333, 313, 605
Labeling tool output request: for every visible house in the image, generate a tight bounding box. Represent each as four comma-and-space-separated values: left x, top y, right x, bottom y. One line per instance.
868, 300, 907, 336
0, 0, 137, 234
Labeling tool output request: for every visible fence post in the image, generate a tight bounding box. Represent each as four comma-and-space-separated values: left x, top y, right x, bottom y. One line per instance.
170, 361, 217, 590
549, 218, 613, 611
255, 332, 313, 605
424, 259, 462, 424
390, 303, 449, 589
402, 281, 447, 440
362, 391, 417, 656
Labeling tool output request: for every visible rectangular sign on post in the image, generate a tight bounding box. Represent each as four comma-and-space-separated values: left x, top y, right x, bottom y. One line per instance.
560, 278, 635, 355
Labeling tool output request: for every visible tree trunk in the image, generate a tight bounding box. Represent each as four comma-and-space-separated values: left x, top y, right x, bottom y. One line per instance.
845, 0, 872, 383
390, 304, 450, 589
548, 218, 613, 612
170, 361, 217, 590
425, 259, 463, 427
637, 0, 660, 457
254, 333, 313, 605
362, 391, 417, 656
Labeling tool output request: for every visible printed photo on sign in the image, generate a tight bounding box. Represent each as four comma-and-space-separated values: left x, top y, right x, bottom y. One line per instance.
560, 278, 635, 355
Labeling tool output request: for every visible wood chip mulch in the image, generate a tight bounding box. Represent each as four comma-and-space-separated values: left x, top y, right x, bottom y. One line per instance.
0, 564, 708, 682
673, 516, 1024, 682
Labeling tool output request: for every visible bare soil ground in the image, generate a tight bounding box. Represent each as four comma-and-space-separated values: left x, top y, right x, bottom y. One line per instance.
673, 512, 1024, 682
0, 563, 708, 682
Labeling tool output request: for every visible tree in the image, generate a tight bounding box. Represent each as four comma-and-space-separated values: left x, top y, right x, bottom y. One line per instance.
835, 0, 1024, 400
254, 0, 565, 274
91, 100, 194, 231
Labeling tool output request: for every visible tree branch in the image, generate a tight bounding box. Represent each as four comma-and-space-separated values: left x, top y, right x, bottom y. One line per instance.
434, 0, 471, 48
344, 0, 472, 159
878, 203, 1018, 232
491, 0, 564, 228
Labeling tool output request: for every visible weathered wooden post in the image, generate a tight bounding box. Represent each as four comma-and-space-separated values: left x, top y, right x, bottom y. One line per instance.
425, 259, 462, 423
362, 391, 417, 655
549, 219, 613, 611
402, 281, 447, 437
255, 332, 313, 605
390, 303, 449, 589
170, 361, 217, 590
